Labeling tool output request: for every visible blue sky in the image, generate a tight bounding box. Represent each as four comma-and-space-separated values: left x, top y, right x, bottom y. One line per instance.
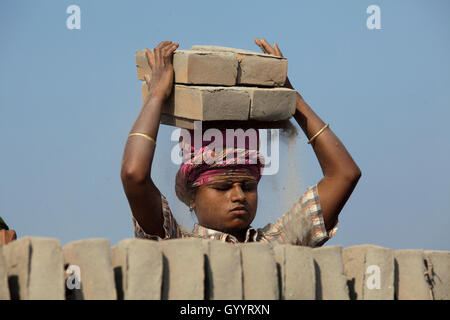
1, 0, 449, 250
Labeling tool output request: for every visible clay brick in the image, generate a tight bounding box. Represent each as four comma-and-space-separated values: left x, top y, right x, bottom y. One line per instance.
159, 238, 204, 300
2, 237, 28, 300
394, 249, 431, 300
424, 250, 450, 300
142, 83, 250, 121
63, 239, 116, 300
28, 238, 65, 300
343, 244, 394, 300
159, 114, 293, 130
312, 245, 349, 300
233, 87, 297, 121
191, 45, 270, 56
0, 246, 10, 300
136, 49, 238, 85
342, 245, 365, 300
240, 243, 279, 300
237, 54, 287, 87
274, 245, 315, 300
3, 237, 64, 300
191, 45, 287, 86
143, 83, 295, 122
160, 114, 197, 130
111, 239, 163, 300
203, 240, 243, 300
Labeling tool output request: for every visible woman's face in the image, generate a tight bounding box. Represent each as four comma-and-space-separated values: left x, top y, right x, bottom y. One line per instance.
192, 177, 258, 235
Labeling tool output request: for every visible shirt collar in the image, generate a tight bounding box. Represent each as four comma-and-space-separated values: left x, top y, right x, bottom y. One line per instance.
192, 224, 259, 243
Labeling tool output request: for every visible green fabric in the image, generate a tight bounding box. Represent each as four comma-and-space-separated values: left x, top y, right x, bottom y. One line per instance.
0, 217, 9, 230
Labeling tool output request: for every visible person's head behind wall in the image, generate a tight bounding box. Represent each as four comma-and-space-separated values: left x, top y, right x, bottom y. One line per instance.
0, 216, 17, 245
175, 128, 265, 238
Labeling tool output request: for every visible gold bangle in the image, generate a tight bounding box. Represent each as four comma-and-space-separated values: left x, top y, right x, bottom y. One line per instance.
128, 133, 156, 144
307, 123, 329, 144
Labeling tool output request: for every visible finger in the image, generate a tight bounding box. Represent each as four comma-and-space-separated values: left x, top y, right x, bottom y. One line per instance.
162, 42, 178, 55
161, 45, 172, 64
255, 38, 269, 54
254, 38, 266, 53
261, 38, 276, 55
155, 41, 172, 65
145, 49, 155, 68
161, 47, 171, 65
154, 47, 161, 65
259, 38, 271, 53
162, 40, 174, 47
163, 43, 179, 64
160, 42, 175, 56
156, 40, 172, 50
274, 43, 284, 57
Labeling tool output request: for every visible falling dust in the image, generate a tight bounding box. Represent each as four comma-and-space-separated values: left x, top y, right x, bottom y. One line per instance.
278, 120, 304, 213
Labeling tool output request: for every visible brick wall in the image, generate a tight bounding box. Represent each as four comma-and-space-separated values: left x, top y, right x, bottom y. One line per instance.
0, 237, 448, 300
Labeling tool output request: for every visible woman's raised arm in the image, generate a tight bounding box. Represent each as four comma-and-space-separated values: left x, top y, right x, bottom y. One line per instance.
255, 38, 362, 232
120, 41, 179, 238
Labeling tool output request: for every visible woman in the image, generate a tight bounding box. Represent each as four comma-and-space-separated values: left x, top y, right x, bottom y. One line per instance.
120, 39, 361, 246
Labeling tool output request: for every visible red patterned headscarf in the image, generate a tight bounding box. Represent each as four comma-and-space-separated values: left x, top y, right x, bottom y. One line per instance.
175, 128, 265, 206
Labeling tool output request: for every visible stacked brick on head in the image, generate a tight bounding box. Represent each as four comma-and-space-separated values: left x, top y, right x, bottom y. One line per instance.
135, 45, 297, 129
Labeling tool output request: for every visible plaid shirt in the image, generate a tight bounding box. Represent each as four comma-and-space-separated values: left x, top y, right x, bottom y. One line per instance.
132, 184, 338, 247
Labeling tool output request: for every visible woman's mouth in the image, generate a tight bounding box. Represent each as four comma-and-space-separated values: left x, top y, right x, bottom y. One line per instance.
229, 206, 248, 215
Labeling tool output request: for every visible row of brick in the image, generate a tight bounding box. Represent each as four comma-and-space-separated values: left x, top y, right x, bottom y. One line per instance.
141, 82, 297, 122
1, 237, 449, 300
136, 46, 288, 87
135, 46, 297, 128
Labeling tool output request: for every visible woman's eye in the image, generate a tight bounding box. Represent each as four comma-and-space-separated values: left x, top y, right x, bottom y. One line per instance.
243, 184, 257, 191
214, 185, 231, 191
211, 181, 256, 191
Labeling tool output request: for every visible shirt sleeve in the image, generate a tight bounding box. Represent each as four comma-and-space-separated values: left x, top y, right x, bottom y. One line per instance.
131, 193, 182, 240
262, 183, 338, 247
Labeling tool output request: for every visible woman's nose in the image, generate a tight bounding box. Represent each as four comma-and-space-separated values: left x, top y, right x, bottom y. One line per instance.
230, 184, 245, 201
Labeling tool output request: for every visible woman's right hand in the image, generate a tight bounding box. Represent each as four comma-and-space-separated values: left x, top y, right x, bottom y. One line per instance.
145, 41, 179, 102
